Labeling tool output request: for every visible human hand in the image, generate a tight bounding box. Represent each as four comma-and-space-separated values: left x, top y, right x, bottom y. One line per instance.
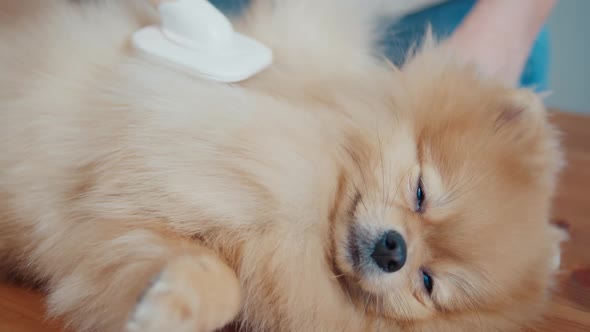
443, 0, 556, 87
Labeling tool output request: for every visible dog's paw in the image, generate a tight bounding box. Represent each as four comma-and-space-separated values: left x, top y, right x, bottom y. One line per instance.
126, 255, 241, 332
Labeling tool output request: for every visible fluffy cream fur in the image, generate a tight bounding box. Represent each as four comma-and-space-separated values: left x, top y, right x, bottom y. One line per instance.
0, 1, 565, 331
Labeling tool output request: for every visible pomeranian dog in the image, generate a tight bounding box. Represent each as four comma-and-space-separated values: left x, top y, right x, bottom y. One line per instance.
0, 0, 565, 331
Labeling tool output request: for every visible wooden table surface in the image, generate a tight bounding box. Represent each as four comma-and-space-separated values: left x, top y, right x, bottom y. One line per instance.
0, 110, 589, 332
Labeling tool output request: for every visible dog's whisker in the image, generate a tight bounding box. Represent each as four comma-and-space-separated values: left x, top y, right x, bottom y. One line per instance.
352, 155, 371, 202
434, 173, 480, 207
330, 273, 350, 280
391, 167, 412, 208
360, 290, 371, 328
376, 294, 383, 332
351, 183, 369, 215
376, 125, 386, 207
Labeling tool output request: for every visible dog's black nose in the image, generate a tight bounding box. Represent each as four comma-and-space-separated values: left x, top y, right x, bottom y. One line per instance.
371, 230, 407, 273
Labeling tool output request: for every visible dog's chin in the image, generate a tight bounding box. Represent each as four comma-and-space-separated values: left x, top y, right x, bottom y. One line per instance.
331, 228, 374, 311
334, 266, 409, 322
334, 270, 384, 319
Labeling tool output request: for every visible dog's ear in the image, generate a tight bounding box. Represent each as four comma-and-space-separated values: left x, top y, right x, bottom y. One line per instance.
494, 88, 547, 142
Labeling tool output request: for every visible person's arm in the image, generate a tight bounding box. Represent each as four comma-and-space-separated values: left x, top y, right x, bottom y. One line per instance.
445, 0, 556, 86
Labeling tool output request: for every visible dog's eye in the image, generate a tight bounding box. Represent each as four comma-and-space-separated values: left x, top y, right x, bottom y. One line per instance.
416, 179, 425, 211
422, 270, 433, 294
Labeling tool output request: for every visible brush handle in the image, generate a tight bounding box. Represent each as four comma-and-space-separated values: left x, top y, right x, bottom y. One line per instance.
149, 0, 234, 48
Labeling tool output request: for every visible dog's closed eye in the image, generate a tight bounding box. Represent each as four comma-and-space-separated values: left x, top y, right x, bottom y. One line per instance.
416, 177, 425, 212
422, 269, 433, 295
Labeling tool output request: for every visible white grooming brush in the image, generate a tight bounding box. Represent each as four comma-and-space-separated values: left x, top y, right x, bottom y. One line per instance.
132, 0, 273, 82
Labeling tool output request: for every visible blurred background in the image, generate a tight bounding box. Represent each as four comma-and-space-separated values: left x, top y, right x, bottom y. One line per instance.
546, 0, 590, 113
211, 0, 589, 113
